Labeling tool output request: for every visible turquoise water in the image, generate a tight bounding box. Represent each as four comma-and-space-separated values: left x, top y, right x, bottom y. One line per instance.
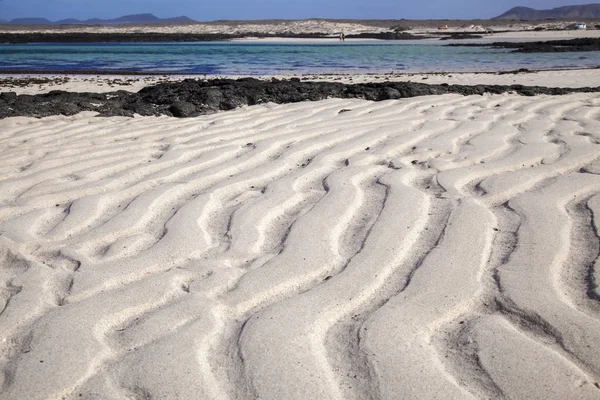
0, 41, 599, 75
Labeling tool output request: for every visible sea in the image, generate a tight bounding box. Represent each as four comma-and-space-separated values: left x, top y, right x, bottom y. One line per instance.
0, 41, 599, 75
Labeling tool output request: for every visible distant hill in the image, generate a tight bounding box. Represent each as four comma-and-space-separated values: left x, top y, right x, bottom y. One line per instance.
8, 13, 196, 25
55, 18, 84, 24
494, 4, 600, 20
161, 16, 196, 23
110, 13, 160, 24
0, 19, 7, 24
9, 17, 54, 25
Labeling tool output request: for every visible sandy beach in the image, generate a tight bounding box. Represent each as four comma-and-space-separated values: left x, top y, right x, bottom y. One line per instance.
1, 66, 600, 399
2, 13, 600, 396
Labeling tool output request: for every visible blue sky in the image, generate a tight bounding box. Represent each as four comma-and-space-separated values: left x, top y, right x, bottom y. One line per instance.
0, 0, 592, 21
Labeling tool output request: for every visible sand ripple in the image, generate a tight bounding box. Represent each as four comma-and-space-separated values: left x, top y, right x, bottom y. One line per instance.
1, 94, 600, 399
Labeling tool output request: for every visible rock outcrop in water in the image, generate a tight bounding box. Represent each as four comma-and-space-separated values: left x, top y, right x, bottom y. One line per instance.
1, 78, 599, 119
448, 38, 600, 53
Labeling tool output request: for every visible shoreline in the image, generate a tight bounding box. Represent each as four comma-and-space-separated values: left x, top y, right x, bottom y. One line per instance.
2, 64, 599, 76
448, 37, 600, 52
2, 67, 600, 95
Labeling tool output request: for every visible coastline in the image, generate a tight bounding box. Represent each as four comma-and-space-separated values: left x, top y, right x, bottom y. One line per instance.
2, 23, 600, 399
2, 30, 600, 43
2, 22, 600, 42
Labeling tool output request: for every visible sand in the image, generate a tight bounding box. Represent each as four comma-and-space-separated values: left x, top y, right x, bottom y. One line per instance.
1, 76, 600, 399
0, 74, 187, 95
306, 68, 600, 88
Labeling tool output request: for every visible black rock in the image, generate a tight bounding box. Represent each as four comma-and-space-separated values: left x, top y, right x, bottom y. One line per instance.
1, 78, 599, 119
169, 101, 198, 118
55, 103, 81, 115
379, 87, 401, 100
0, 92, 17, 102
203, 88, 224, 108
448, 38, 600, 53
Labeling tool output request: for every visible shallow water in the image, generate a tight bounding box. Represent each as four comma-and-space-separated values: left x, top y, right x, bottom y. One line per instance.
1, 41, 599, 74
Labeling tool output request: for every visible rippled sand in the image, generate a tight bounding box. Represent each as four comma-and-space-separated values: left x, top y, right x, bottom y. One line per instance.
1, 92, 600, 399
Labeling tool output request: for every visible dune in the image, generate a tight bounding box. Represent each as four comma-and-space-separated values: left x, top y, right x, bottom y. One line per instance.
1, 91, 600, 399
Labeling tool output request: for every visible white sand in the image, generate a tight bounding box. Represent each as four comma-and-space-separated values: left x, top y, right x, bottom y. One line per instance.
0, 74, 190, 95
1, 86, 600, 399
308, 68, 600, 88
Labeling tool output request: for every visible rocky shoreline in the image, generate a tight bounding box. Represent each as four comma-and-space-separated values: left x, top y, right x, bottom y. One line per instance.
448, 37, 600, 52
2, 78, 600, 119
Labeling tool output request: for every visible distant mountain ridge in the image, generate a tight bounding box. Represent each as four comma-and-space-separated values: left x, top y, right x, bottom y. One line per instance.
494, 3, 600, 20
3, 13, 196, 25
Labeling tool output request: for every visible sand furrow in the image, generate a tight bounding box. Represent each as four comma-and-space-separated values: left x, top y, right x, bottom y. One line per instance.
560, 194, 600, 318
230, 168, 389, 400
361, 199, 494, 399
1, 94, 600, 399
586, 195, 600, 302
493, 174, 600, 380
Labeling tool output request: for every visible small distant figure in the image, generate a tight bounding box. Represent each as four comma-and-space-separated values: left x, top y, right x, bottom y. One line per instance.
339, 32, 345, 41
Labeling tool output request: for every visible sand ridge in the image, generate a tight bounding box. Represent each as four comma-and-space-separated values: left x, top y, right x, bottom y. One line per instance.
0, 92, 600, 398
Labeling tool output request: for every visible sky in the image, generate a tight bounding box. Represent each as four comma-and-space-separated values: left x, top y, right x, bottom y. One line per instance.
0, 0, 593, 21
